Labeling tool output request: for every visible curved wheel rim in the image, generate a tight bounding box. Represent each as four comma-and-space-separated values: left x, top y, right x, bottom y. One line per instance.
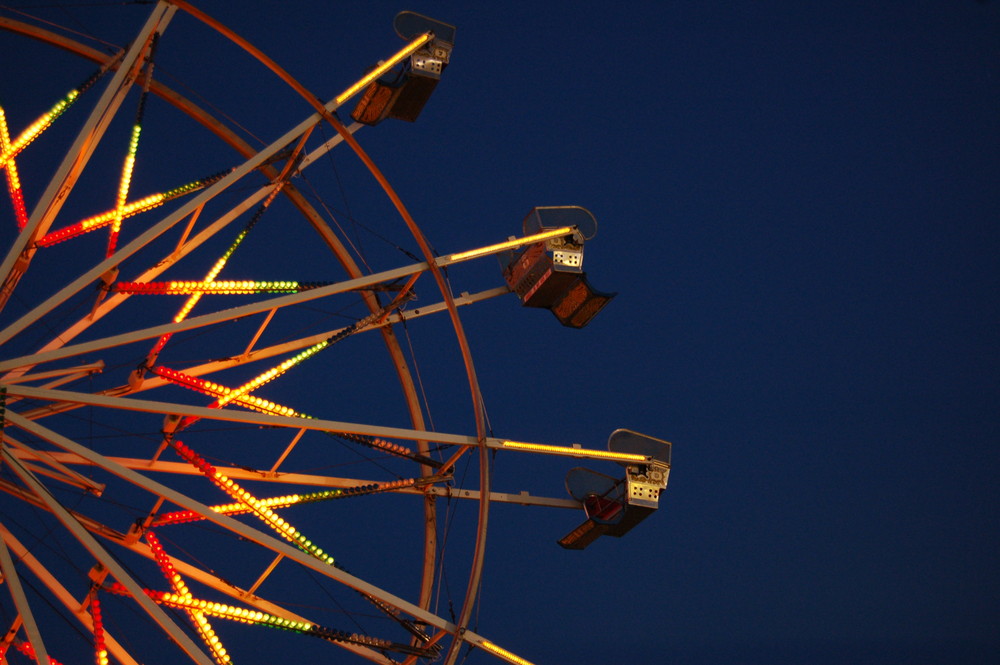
0, 4, 495, 664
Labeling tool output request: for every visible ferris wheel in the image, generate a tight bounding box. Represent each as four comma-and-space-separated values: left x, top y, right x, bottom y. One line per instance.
0, 4, 671, 665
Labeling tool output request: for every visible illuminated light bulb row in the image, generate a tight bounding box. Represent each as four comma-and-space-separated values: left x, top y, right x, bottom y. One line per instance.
168, 439, 337, 566
13, 640, 67, 665
115, 584, 398, 651
36, 193, 167, 246
479, 640, 537, 665
114, 280, 331, 295
0, 107, 29, 230
154, 489, 349, 526
0, 90, 80, 167
152, 591, 314, 632
145, 531, 192, 598
145, 181, 301, 361
106, 124, 142, 257
155, 224, 250, 351
213, 339, 330, 409
36, 170, 230, 247
89, 593, 109, 665
160, 168, 230, 199
173, 292, 203, 323
152, 366, 305, 419
145, 531, 231, 665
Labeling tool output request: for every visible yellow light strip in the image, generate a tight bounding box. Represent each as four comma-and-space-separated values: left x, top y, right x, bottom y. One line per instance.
0, 91, 79, 166
446, 226, 576, 263
335, 32, 433, 105
479, 640, 536, 665
37, 172, 225, 247
107, 124, 142, 257
150, 591, 314, 632
499, 440, 649, 463
214, 339, 328, 409
152, 176, 282, 356
170, 440, 338, 566
146, 531, 231, 665
0, 106, 29, 230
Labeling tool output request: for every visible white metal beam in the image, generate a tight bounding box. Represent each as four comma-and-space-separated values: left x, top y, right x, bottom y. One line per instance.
4, 385, 478, 445
2, 449, 579, 509
0, 527, 49, 665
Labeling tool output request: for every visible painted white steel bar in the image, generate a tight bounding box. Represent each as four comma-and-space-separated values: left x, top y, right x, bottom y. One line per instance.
0, 254, 427, 373
0, 362, 104, 384
0, 527, 49, 665
0, 445, 216, 665
133, 285, 509, 389
2, 434, 104, 493
4, 410, 535, 664
0, 2, 176, 311
3, 450, 580, 509
110, 539, 394, 665
4, 385, 638, 465
0, 481, 390, 664
5, 385, 478, 446
0, 524, 142, 665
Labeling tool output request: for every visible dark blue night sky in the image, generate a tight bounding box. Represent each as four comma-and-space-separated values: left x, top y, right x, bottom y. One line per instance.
1, 2, 997, 664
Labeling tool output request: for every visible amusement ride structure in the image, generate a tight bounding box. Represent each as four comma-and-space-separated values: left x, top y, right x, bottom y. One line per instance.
0, 4, 671, 664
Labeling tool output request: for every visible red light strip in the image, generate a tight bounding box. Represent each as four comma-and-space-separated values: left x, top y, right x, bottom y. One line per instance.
153, 480, 418, 526
89, 593, 109, 665
146, 531, 231, 665
12, 641, 65, 665
103, 582, 402, 651
150, 366, 304, 418
106, 124, 142, 257
0, 106, 29, 230
167, 439, 338, 566
36, 171, 229, 247
37, 193, 165, 246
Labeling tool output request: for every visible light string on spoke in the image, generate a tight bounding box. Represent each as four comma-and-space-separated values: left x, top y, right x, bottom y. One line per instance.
102, 581, 430, 655
145, 530, 231, 665
107, 34, 159, 258
0, 68, 106, 230
88, 589, 109, 665
114, 280, 332, 295
142, 171, 289, 366
35, 170, 231, 247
